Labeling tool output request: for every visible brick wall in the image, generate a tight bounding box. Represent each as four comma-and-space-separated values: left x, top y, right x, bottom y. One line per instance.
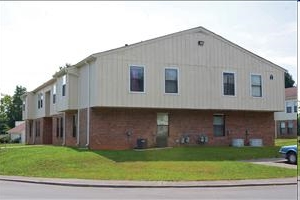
88, 108, 275, 150
42, 117, 52, 144
275, 120, 297, 139
89, 108, 157, 150
52, 114, 63, 145
65, 111, 77, 147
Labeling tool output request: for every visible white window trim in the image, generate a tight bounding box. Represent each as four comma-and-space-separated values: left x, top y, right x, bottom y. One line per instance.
164, 67, 180, 95
250, 73, 263, 98
222, 71, 237, 97
129, 65, 146, 94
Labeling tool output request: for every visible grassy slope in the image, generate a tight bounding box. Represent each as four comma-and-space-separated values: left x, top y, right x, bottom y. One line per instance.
0, 145, 296, 181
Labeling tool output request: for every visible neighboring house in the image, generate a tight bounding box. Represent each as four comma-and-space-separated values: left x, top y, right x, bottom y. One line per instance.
274, 87, 297, 138
22, 26, 286, 150
7, 121, 26, 143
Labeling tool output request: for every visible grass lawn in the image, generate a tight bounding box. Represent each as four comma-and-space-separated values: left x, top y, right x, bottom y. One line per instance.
0, 145, 296, 181
275, 138, 297, 147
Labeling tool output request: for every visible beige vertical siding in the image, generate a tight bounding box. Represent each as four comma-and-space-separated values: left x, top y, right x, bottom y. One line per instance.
86, 29, 284, 111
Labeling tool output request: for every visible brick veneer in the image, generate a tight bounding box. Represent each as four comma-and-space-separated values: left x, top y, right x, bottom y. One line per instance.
64, 111, 77, 147
25, 108, 275, 149
88, 108, 275, 150
275, 120, 297, 139
25, 117, 52, 145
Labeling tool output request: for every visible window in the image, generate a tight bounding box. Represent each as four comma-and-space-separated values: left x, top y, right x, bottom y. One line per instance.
62, 75, 66, 96
294, 101, 297, 113
35, 121, 40, 137
213, 115, 225, 137
29, 121, 32, 137
53, 85, 56, 104
22, 101, 25, 111
60, 117, 64, 138
72, 114, 77, 138
251, 74, 262, 97
37, 93, 43, 109
56, 118, 59, 138
130, 66, 144, 92
286, 102, 292, 113
280, 122, 286, 135
165, 68, 178, 94
223, 72, 235, 96
288, 121, 293, 134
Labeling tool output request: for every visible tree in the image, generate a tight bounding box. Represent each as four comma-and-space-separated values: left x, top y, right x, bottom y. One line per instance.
0, 85, 26, 134
285, 72, 295, 88
0, 95, 12, 134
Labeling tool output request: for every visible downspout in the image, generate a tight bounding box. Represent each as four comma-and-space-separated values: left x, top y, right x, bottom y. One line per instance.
85, 61, 90, 148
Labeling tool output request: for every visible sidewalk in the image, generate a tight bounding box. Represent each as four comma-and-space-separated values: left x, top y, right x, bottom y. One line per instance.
0, 175, 297, 188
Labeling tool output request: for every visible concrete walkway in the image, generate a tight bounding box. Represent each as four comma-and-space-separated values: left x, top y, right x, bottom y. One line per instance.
0, 175, 297, 188
240, 158, 297, 169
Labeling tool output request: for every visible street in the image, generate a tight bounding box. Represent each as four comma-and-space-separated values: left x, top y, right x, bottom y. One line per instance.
0, 180, 297, 200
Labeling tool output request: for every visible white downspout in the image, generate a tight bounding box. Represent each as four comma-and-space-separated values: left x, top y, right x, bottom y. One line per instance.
86, 61, 90, 147
76, 73, 80, 146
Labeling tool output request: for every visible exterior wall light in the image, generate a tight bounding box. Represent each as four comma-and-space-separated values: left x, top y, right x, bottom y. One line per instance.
198, 41, 204, 46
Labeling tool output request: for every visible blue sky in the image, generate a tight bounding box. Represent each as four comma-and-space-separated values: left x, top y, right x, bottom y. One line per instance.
0, 1, 297, 95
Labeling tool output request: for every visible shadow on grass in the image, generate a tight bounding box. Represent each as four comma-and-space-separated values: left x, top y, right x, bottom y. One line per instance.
71, 146, 281, 163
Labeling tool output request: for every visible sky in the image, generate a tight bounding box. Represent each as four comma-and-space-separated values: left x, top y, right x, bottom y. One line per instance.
0, 1, 297, 96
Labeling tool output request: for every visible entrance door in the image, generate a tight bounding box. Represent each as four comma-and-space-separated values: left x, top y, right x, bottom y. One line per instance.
156, 113, 169, 147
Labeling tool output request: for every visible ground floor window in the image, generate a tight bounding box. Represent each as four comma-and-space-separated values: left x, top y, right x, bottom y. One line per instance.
213, 115, 225, 137
287, 121, 294, 135
279, 121, 286, 135
56, 118, 59, 137
72, 114, 77, 138
35, 120, 40, 137
60, 117, 63, 138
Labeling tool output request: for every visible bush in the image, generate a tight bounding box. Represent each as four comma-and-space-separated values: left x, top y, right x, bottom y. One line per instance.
0, 135, 10, 143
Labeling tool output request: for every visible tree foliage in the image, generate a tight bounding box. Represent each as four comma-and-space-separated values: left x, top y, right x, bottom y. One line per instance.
285, 72, 295, 88
0, 85, 26, 134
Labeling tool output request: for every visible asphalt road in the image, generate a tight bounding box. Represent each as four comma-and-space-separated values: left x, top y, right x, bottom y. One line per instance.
0, 180, 297, 200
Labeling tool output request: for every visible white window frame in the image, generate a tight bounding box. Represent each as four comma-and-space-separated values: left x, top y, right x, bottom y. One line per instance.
250, 73, 263, 98
129, 65, 146, 93
62, 75, 66, 97
53, 84, 57, 104
164, 67, 179, 95
222, 71, 236, 97
286, 101, 293, 113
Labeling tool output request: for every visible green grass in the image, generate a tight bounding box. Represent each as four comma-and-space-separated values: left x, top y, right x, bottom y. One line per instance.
0, 145, 296, 181
275, 139, 297, 147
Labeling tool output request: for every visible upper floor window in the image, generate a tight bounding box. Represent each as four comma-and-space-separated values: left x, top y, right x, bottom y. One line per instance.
165, 68, 178, 94
251, 74, 262, 97
62, 75, 66, 96
223, 72, 235, 96
53, 85, 56, 104
22, 101, 25, 111
293, 101, 297, 113
130, 66, 144, 92
37, 93, 43, 109
286, 102, 292, 113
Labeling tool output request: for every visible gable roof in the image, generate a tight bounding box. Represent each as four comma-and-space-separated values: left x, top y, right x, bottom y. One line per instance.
7, 123, 25, 134
71, 26, 286, 72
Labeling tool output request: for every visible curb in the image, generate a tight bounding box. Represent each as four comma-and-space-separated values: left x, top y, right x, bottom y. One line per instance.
0, 176, 297, 188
